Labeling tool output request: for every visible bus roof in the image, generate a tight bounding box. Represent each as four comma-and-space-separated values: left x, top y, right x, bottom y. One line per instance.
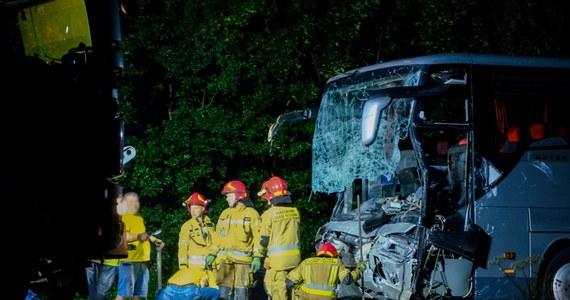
327, 52, 570, 83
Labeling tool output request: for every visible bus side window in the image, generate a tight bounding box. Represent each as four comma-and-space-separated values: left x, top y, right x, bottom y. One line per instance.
529, 122, 567, 141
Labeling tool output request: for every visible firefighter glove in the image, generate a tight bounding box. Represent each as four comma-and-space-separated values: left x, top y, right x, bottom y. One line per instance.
286, 278, 296, 290
251, 257, 262, 273
205, 254, 216, 270
357, 261, 367, 272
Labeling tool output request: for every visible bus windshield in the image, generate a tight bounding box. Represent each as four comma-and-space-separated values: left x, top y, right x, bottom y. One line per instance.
311, 66, 422, 194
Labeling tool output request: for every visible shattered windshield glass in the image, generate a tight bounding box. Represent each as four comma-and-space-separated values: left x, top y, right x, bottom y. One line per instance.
312, 66, 422, 194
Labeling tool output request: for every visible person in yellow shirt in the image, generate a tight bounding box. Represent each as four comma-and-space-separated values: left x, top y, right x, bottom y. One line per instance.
155, 268, 220, 300
286, 242, 366, 300
116, 192, 165, 300
178, 192, 217, 288
86, 258, 120, 300
205, 180, 262, 300
86, 194, 126, 300
257, 176, 301, 300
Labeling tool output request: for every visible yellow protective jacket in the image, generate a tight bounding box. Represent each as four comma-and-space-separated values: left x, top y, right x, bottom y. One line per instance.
260, 205, 301, 270
178, 215, 215, 269
287, 257, 362, 299
210, 201, 262, 264
168, 268, 208, 286
122, 212, 150, 262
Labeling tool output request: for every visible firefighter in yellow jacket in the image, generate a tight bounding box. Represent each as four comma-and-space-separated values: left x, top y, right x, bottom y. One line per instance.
257, 176, 301, 300
286, 242, 366, 300
205, 180, 262, 300
178, 192, 217, 288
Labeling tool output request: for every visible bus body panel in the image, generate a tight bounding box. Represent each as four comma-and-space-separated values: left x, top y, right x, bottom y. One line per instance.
470, 206, 530, 284
478, 148, 570, 209
529, 209, 570, 233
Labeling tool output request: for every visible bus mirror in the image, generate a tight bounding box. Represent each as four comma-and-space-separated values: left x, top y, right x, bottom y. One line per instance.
362, 95, 391, 146
123, 146, 136, 165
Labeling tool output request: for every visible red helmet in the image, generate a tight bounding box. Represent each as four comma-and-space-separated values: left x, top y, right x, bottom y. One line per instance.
257, 176, 289, 202
316, 242, 338, 258
221, 180, 248, 200
185, 192, 208, 214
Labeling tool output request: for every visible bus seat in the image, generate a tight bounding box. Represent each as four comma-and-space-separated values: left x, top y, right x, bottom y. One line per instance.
555, 125, 566, 138
437, 139, 450, 156
529, 122, 545, 140
431, 138, 450, 167
501, 126, 520, 153
447, 144, 467, 207
395, 150, 420, 197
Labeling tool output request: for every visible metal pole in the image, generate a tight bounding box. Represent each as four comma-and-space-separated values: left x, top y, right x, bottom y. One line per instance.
156, 245, 162, 290
151, 229, 163, 291
357, 194, 365, 300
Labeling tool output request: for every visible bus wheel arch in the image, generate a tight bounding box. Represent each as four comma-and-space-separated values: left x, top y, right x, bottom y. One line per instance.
541, 247, 570, 300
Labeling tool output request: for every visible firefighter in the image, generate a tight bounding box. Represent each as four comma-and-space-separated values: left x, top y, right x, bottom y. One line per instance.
286, 242, 366, 300
155, 268, 220, 300
257, 176, 301, 300
178, 192, 217, 288
206, 180, 262, 300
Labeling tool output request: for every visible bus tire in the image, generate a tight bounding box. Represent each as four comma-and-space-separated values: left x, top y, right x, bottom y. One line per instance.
542, 248, 570, 300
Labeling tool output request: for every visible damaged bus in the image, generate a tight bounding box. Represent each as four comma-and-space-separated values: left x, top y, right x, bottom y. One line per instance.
274, 53, 570, 299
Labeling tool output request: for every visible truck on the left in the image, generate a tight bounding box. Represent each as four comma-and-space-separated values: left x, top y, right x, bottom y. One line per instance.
1, 0, 129, 298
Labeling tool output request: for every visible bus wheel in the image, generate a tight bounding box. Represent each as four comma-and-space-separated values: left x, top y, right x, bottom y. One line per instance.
542, 248, 570, 300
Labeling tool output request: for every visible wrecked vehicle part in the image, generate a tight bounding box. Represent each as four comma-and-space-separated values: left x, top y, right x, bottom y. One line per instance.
318, 196, 467, 299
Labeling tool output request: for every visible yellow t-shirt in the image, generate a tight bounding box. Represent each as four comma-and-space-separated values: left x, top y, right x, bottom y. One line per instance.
90, 258, 120, 266
122, 212, 151, 262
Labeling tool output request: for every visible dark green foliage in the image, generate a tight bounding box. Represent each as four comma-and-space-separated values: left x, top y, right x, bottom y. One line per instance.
113, 1, 570, 298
